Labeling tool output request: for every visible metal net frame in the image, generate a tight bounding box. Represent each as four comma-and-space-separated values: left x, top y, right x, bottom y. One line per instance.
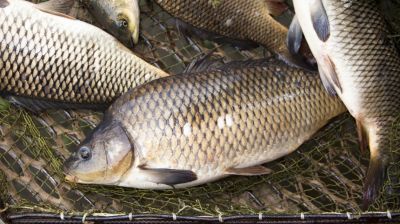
1, 0, 400, 222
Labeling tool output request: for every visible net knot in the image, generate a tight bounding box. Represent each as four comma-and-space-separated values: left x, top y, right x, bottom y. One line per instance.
387, 210, 392, 219
59, 212, 64, 220
218, 214, 223, 223
346, 212, 352, 220
82, 213, 88, 223
300, 213, 305, 220
128, 213, 133, 221
258, 212, 263, 220
172, 213, 177, 221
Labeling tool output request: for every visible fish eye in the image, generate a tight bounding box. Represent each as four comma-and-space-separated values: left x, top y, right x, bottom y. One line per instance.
118, 19, 128, 28
79, 146, 91, 160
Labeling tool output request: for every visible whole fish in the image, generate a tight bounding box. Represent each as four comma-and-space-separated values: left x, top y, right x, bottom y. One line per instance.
82, 0, 140, 46
64, 59, 346, 189
0, 0, 167, 110
154, 0, 314, 69
289, 0, 400, 208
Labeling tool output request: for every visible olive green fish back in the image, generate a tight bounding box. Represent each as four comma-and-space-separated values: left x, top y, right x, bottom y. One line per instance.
154, 0, 288, 53
110, 60, 345, 176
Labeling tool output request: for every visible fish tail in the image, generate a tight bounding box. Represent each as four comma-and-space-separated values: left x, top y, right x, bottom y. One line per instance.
361, 120, 392, 210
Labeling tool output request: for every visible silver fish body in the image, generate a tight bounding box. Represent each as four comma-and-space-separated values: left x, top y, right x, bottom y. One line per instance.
291, 0, 400, 208
64, 59, 346, 189
0, 0, 167, 109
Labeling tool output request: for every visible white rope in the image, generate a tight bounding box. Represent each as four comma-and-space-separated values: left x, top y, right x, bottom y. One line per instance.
218, 214, 223, 223
258, 212, 263, 221
346, 212, 352, 220
59, 212, 64, 220
172, 213, 177, 221
82, 213, 88, 223
387, 210, 392, 219
300, 213, 305, 220
128, 213, 133, 221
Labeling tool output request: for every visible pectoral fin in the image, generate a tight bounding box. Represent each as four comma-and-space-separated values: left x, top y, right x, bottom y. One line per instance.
139, 165, 197, 186
225, 165, 272, 176
287, 15, 303, 56
309, 0, 330, 41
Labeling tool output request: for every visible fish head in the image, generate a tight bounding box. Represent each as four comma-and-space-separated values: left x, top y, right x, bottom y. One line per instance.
109, 0, 140, 46
64, 119, 133, 185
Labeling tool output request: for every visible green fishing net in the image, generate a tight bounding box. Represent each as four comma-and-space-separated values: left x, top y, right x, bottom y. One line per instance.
0, 0, 400, 217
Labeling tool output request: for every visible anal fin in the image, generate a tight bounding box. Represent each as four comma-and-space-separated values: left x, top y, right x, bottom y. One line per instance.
318, 56, 341, 95
225, 165, 272, 176
139, 165, 197, 186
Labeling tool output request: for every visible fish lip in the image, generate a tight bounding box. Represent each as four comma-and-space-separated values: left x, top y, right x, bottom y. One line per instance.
64, 174, 79, 183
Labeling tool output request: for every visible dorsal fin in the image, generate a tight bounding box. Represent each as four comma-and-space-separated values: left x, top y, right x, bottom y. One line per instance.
35, 0, 75, 20
37, 0, 74, 14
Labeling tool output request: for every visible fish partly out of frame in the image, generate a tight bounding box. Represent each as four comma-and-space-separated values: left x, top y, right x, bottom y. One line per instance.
64, 58, 346, 189
82, 0, 140, 47
0, 0, 167, 111
154, 0, 315, 70
289, 0, 400, 208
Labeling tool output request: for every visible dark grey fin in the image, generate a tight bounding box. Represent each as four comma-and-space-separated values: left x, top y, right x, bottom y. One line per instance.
356, 119, 369, 152
183, 51, 225, 74
225, 165, 272, 176
318, 56, 341, 95
139, 165, 197, 186
362, 155, 387, 210
35, 3, 76, 20
264, 0, 288, 17
309, 0, 330, 41
37, 0, 74, 14
175, 19, 259, 50
6, 96, 107, 113
287, 15, 303, 56
0, 0, 9, 8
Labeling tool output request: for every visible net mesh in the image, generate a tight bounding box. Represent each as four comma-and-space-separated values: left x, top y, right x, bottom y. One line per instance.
1, 0, 400, 216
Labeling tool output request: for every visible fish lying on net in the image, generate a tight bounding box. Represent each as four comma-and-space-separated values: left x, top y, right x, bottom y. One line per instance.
0, 0, 168, 111
81, 0, 140, 47
64, 58, 346, 188
289, 0, 400, 208
153, 0, 315, 70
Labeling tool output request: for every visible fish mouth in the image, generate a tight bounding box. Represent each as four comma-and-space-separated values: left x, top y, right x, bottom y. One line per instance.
65, 174, 79, 183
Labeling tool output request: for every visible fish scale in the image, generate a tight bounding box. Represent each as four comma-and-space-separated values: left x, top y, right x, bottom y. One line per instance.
291, 0, 400, 208
64, 59, 346, 189
154, 0, 288, 57
0, 0, 167, 109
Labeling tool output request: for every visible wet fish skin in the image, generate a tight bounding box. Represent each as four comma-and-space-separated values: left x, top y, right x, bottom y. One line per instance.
291, 0, 400, 208
64, 59, 346, 189
82, 0, 140, 46
154, 0, 314, 69
0, 0, 167, 109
